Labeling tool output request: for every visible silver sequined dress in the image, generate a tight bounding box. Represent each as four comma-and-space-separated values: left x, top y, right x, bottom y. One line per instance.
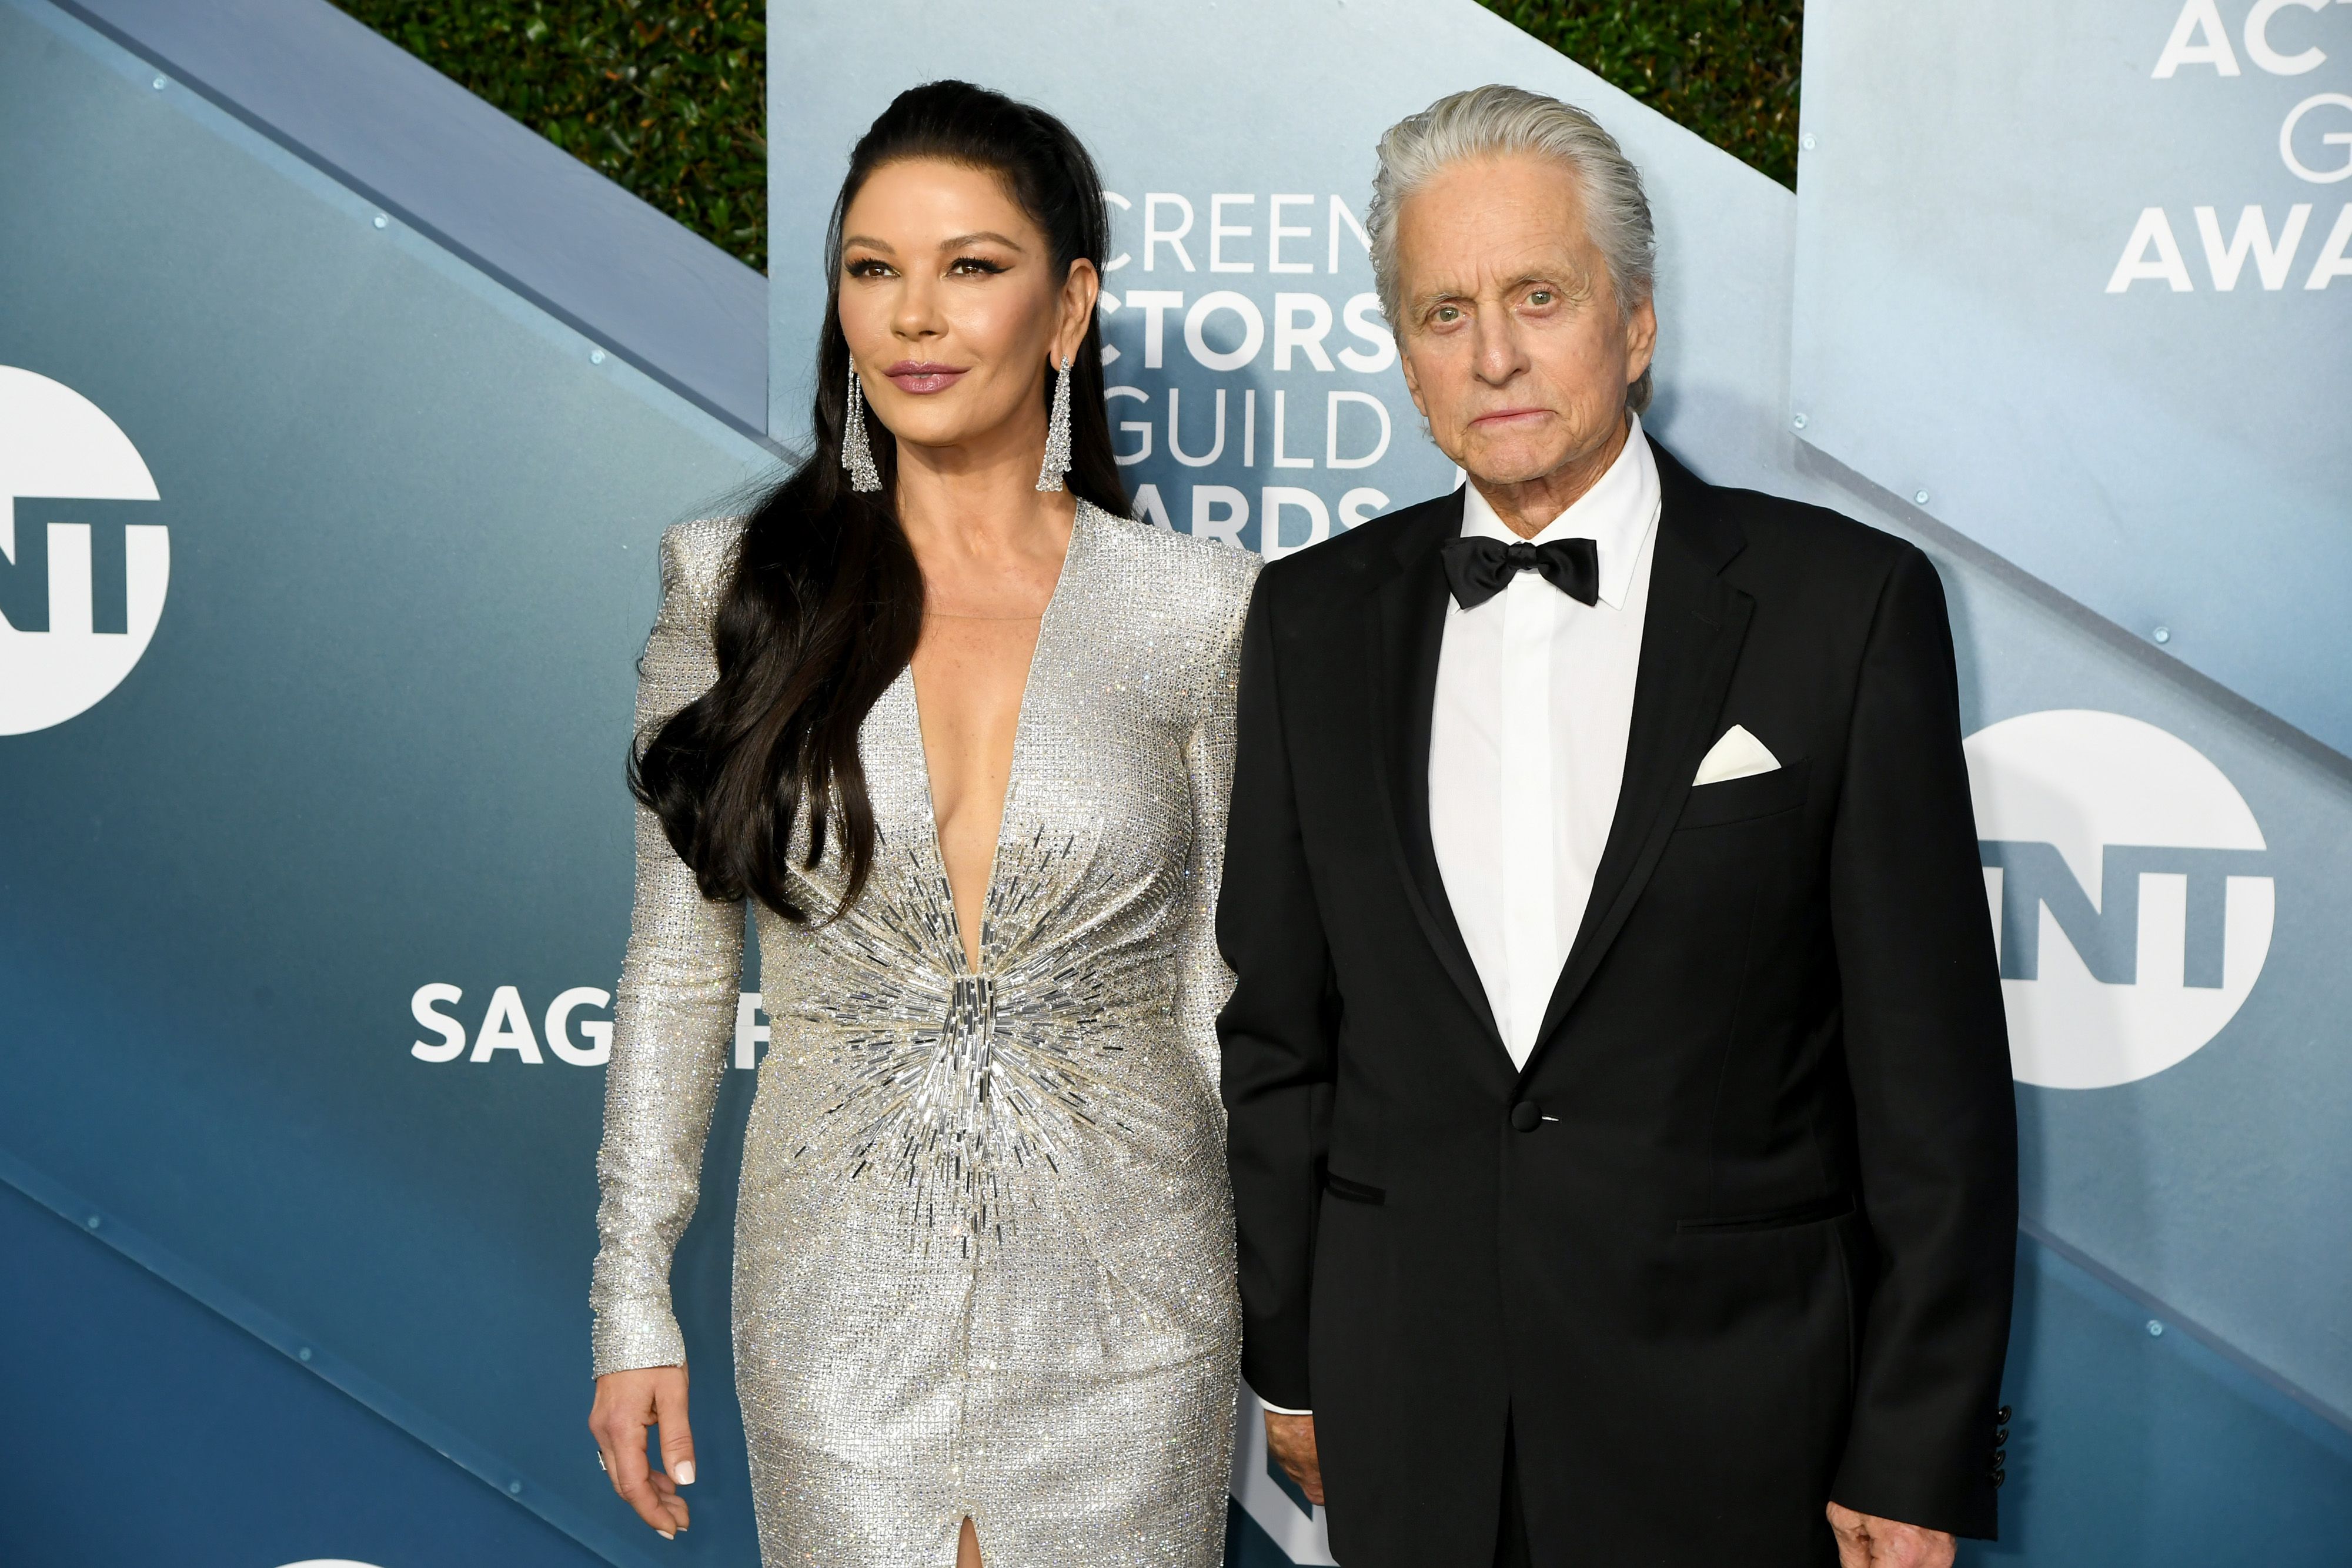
590, 501, 1258, 1567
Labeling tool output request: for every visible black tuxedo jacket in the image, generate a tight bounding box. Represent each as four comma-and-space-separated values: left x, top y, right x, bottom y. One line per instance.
1217, 441, 2018, 1566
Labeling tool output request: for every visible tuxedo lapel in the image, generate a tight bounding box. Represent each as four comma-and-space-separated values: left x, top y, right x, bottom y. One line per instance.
1525, 443, 1753, 1070
1366, 493, 1508, 1061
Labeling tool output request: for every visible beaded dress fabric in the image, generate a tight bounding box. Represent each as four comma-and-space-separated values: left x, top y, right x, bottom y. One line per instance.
590, 502, 1258, 1567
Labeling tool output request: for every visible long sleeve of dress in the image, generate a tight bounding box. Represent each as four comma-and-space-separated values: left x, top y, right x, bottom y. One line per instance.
1171, 551, 1259, 1109
590, 519, 746, 1378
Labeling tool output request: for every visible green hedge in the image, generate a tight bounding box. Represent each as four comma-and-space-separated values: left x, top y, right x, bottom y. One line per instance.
332, 1, 770, 265
330, 1, 1801, 275
1482, 3, 1802, 188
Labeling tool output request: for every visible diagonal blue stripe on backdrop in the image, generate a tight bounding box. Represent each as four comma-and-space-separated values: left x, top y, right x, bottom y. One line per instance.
0, 1174, 611, 1568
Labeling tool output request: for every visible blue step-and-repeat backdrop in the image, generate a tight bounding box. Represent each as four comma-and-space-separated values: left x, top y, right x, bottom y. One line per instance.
2, 0, 2348, 1564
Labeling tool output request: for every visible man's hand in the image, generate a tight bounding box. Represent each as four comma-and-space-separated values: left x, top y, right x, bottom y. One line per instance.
591, 1365, 695, 1539
1828, 1501, 1955, 1568
1265, 1412, 1324, 1506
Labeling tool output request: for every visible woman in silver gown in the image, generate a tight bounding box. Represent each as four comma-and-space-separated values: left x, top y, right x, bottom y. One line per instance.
585, 84, 1256, 1567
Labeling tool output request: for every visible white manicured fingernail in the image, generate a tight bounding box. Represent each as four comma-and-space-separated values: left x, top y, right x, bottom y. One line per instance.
676, 1460, 695, 1485
658, 1529, 675, 1540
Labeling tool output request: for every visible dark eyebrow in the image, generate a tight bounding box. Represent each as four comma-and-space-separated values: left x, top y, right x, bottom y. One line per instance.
940, 230, 1026, 252
840, 234, 894, 253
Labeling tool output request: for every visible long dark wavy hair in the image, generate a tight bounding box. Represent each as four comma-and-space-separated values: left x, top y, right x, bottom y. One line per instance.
631, 82, 1130, 923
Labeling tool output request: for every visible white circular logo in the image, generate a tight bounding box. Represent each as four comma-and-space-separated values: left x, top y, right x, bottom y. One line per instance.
0, 365, 167, 734
1966, 710, 2272, 1090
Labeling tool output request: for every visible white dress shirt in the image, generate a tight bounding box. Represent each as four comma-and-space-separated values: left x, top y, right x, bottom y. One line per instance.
1430, 419, 1662, 1069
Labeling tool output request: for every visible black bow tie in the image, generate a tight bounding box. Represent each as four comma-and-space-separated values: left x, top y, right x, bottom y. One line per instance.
1439, 534, 1600, 610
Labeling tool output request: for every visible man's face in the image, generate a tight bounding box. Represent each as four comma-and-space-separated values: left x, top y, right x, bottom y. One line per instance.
1392, 151, 1657, 489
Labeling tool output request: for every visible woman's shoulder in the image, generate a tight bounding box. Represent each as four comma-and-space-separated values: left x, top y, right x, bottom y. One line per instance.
1080, 500, 1260, 618
657, 515, 749, 611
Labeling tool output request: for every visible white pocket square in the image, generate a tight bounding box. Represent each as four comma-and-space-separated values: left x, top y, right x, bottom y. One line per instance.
1693, 724, 1780, 786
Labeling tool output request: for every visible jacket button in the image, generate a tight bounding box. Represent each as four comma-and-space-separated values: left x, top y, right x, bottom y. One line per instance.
1509, 1101, 1541, 1132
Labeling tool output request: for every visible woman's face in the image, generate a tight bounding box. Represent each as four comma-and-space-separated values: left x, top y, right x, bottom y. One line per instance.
837, 157, 1096, 459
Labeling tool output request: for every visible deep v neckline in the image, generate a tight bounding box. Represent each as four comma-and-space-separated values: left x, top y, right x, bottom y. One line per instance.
904, 504, 1087, 977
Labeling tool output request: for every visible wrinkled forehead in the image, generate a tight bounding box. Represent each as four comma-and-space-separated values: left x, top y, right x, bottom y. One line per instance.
1395, 153, 1603, 292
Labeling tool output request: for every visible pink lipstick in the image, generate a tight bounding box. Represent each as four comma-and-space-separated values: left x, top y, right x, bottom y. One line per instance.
884, 361, 968, 394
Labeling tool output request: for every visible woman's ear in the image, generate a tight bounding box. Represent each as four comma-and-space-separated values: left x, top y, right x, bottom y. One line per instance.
1059, 258, 1101, 365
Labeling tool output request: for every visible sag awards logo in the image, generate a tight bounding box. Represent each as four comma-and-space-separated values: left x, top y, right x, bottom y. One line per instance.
411, 982, 774, 1069
1967, 710, 2273, 1090
1094, 189, 1410, 556
0, 366, 168, 734
2108, 0, 2352, 294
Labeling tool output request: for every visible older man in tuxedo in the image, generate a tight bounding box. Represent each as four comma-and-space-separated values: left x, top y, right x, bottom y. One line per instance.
1217, 85, 2017, 1567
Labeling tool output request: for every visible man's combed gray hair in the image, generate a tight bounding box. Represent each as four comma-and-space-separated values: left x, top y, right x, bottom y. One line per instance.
1368, 84, 1658, 412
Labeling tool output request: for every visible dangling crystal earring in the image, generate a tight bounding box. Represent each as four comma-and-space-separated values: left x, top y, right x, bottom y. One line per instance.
1035, 354, 1073, 493
841, 365, 883, 493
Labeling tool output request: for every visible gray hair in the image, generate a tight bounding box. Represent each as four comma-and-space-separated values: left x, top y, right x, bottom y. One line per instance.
1368, 84, 1658, 412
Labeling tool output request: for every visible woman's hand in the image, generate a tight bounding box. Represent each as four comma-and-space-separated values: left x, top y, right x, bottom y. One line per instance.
590, 1365, 696, 1538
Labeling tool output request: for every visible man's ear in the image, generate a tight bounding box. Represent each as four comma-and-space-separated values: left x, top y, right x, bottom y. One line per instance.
1623, 295, 1658, 389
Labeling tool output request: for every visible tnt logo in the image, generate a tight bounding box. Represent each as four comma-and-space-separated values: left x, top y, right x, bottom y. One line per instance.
0, 366, 168, 734
1966, 710, 2273, 1090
